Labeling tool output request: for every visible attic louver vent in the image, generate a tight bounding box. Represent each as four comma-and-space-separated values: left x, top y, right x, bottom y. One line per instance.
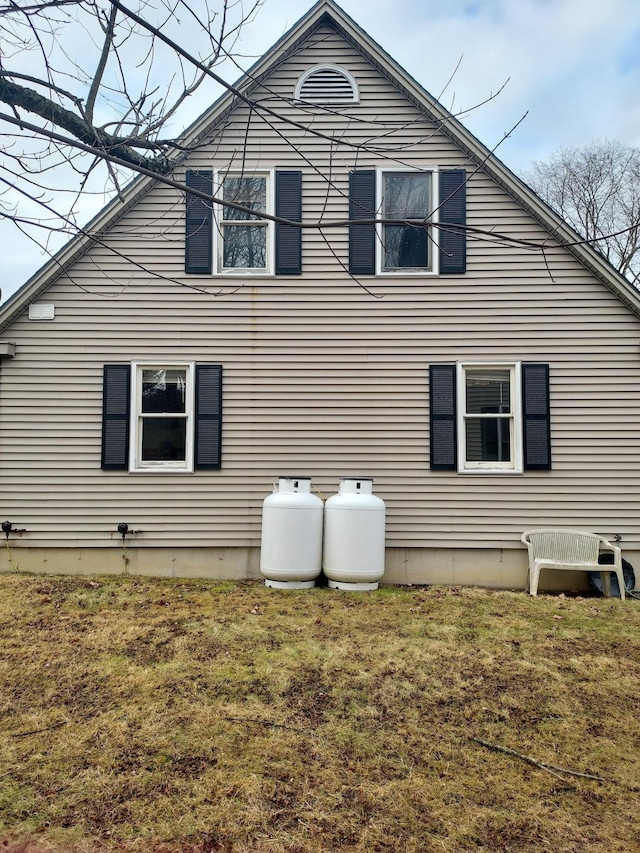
295, 65, 358, 104
28, 303, 55, 320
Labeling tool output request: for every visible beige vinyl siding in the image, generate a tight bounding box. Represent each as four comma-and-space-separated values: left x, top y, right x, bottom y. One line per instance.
1, 22, 639, 555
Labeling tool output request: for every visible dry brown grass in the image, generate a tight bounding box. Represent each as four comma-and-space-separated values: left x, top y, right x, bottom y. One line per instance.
0, 574, 639, 853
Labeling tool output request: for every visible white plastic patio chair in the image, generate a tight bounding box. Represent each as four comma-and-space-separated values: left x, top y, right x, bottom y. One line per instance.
521, 529, 625, 599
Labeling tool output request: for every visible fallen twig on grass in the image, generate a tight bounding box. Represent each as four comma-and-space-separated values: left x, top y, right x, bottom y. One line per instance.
469, 737, 607, 784
224, 717, 316, 735
10, 721, 67, 739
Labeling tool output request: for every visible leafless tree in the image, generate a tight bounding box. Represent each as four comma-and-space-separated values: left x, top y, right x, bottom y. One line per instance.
0, 0, 263, 170
526, 139, 640, 286
0, 0, 267, 252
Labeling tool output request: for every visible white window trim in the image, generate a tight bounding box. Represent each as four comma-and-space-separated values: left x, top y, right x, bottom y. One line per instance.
376, 167, 439, 276
457, 362, 523, 474
294, 64, 359, 103
129, 362, 195, 473
213, 169, 275, 276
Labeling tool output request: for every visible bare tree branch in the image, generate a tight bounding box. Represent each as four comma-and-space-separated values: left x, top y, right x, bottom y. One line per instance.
0, 75, 173, 171
84, 2, 118, 125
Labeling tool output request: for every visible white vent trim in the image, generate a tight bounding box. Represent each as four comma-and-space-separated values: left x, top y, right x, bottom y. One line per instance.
294, 64, 359, 104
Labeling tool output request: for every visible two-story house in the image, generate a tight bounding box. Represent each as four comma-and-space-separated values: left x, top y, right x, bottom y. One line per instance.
1, 0, 639, 590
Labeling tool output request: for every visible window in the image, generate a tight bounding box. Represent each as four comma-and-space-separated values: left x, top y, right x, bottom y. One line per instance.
380, 171, 433, 272
458, 364, 522, 472
101, 363, 223, 472
132, 364, 194, 471
349, 168, 466, 276
218, 173, 272, 273
185, 169, 302, 277
429, 362, 550, 473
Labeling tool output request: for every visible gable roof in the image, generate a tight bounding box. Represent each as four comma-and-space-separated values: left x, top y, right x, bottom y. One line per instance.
2, 0, 640, 332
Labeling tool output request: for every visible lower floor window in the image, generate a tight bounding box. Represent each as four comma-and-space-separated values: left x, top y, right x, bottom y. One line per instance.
134, 364, 193, 470
102, 362, 223, 472
458, 363, 522, 472
430, 361, 551, 473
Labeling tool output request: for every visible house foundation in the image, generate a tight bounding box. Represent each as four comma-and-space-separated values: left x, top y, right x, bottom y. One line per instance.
1, 546, 636, 593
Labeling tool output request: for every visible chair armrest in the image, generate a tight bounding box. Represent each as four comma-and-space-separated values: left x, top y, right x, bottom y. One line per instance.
598, 537, 622, 569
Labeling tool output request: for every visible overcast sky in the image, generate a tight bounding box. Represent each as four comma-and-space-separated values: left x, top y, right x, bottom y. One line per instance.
2, 0, 640, 303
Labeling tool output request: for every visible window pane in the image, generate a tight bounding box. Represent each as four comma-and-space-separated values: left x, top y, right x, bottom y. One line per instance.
466, 417, 512, 463
222, 176, 266, 221
383, 173, 431, 219
382, 224, 428, 268
222, 225, 267, 269
465, 370, 511, 414
141, 417, 187, 461
142, 369, 186, 414
383, 173, 431, 269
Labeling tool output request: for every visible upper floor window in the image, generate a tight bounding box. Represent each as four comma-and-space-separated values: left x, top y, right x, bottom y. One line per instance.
185, 168, 302, 278
380, 171, 433, 272
349, 168, 466, 277
294, 65, 359, 104
218, 172, 273, 274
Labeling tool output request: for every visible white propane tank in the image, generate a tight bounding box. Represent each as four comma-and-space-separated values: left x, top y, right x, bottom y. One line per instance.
260, 476, 323, 589
323, 477, 385, 590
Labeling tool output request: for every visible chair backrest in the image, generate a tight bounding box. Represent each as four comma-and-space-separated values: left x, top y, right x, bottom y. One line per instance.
522, 529, 601, 564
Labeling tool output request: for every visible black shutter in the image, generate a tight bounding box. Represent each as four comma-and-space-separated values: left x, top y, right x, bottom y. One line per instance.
185, 170, 213, 274
430, 364, 457, 470
439, 169, 466, 274
349, 170, 376, 275
522, 363, 551, 471
195, 364, 223, 470
275, 171, 302, 275
101, 364, 131, 470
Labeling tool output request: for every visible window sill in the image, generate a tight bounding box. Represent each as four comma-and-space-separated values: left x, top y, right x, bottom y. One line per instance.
129, 467, 195, 474
458, 468, 524, 475
377, 270, 437, 277
215, 271, 275, 278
